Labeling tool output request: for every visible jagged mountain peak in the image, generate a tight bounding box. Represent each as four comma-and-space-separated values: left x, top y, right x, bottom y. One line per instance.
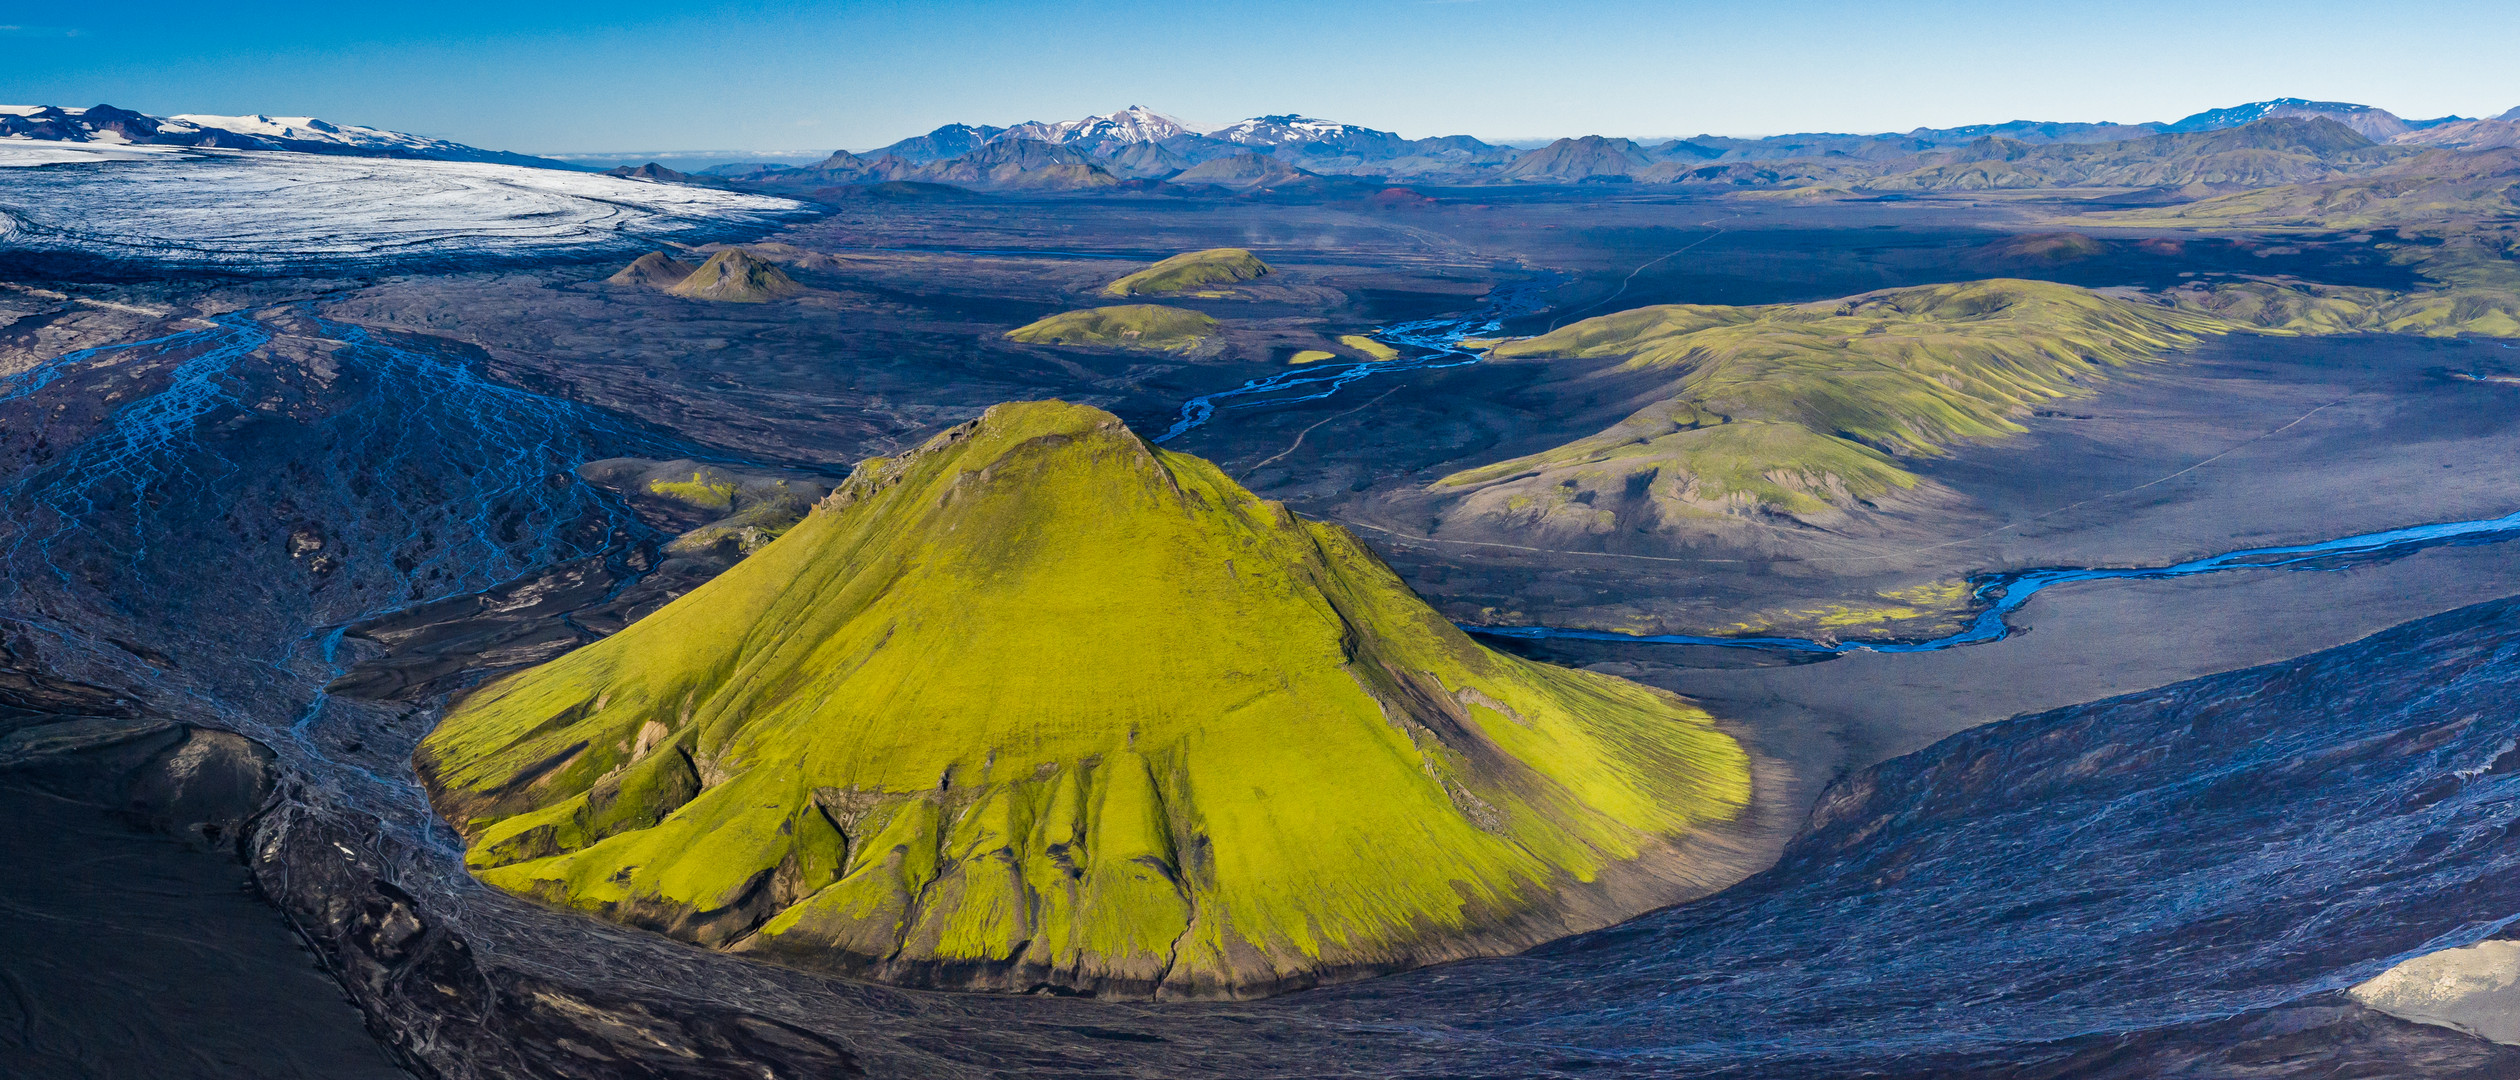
999, 105, 1196, 147
1210, 114, 1391, 146
867, 122, 1007, 164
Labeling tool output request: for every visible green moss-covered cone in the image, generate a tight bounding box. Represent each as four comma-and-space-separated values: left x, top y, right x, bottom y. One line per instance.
416, 401, 1752, 999
1101, 247, 1271, 297
665, 248, 801, 302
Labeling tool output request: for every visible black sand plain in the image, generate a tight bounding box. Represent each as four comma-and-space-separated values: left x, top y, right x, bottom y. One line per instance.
4, 183, 2518, 1076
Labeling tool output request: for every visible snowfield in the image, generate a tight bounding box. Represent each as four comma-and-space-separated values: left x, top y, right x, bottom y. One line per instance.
0, 144, 810, 268
162, 113, 456, 153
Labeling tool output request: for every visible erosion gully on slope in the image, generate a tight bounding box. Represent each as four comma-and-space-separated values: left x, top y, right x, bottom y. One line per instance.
8, 279, 2520, 1077
1162, 277, 2520, 656
0, 303, 738, 871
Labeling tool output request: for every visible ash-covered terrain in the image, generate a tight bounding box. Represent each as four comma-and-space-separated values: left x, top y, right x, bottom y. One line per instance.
9, 96, 2520, 1078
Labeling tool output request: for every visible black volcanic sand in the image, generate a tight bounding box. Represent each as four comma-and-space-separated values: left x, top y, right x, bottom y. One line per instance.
1159, 323, 2520, 803
6, 187, 2520, 1075
303, 190, 2416, 470
0, 786, 409, 1080
0, 714, 409, 1080
239, 597, 2520, 1078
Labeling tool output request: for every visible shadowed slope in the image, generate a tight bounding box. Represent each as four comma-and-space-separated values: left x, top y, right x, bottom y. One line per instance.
417, 402, 1752, 999
2087, 147, 2520, 231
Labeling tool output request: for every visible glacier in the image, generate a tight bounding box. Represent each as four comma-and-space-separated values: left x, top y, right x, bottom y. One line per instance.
0, 144, 810, 269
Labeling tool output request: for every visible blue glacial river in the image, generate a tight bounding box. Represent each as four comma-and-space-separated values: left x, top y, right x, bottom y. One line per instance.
1152, 277, 2520, 655
1473, 512, 2520, 653
1152, 275, 1561, 443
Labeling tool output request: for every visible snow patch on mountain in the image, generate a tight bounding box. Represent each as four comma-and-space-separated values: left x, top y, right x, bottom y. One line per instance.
1209, 115, 1390, 147
165, 113, 446, 152
2160, 98, 2456, 141
998, 106, 1195, 146
0, 104, 570, 169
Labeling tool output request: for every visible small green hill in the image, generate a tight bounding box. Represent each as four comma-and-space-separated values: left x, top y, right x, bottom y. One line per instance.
665, 248, 803, 303
1439, 280, 2227, 538
417, 401, 1751, 999
578, 458, 827, 557
1100, 248, 1272, 297
1005, 304, 1217, 350
606, 251, 696, 288
1982, 232, 2106, 262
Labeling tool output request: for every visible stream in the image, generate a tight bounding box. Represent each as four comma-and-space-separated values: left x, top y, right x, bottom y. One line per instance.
2, 270, 2519, 1076
1159, 277, 2520, 655
1152, 274, 1561, 442
1476, 511, 2520, 653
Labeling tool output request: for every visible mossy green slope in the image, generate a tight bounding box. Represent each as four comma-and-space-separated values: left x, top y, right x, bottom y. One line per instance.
2164, 277, 2520, 339
1439, 280, 2224, 538
2085, 147, 2520, 232
1101, 248, 1272, 297
1005, 304, 1217, 351
2077, 149, 2520, 340
607, 250, 696, 287
665, 248, 803, 303
645, 465, 821, 554
417, 402, 1750, 999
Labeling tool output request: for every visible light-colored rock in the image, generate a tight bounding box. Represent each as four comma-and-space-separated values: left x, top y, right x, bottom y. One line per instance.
2350, 938, 2520, 1044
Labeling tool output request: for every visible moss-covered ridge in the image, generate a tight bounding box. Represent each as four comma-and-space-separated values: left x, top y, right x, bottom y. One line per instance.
1438, 279, 2224, 538
2083, 147, 2520, 232
416, 401, 1751, 999
1101, 248, 1272, 297
1005, 304, 1217, 350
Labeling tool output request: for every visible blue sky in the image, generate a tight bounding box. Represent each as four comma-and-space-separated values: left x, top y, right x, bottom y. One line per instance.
3, 1, 2515, 155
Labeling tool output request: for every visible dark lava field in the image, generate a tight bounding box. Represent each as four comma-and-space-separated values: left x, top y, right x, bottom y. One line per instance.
8, 177, 2520, 1078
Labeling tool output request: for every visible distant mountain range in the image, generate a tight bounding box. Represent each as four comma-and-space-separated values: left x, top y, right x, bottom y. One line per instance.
2160, 98, 2466, 139
743, 99, 2512, 193
815, 106, 1510, 186
0, 104, 574, 169
14, 98, 2518, 200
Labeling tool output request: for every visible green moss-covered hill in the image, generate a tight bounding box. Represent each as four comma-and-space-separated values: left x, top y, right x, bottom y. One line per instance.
665, 248, 802, 302
1005, 304, 1217, 351
1437, 280, 2225, 540
607, 250, 696, 287
2088, 146, 2520, 232
416, 401, 1752, 999
1101, 248, 1272, 297
1441, 273, 2520, 545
